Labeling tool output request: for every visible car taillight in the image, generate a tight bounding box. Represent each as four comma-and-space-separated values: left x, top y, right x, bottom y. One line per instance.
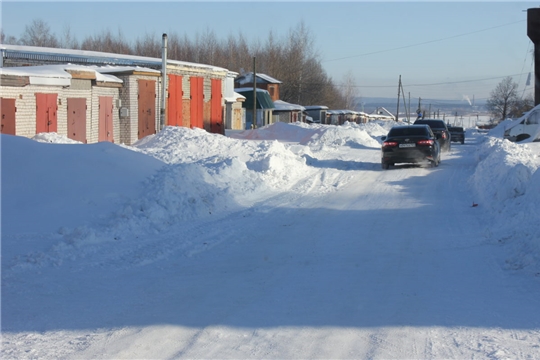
383, 141, 398, 147
417, 139, 434, 146
442, 132, 447, 139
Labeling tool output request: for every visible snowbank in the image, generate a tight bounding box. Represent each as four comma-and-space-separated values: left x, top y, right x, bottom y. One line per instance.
470, 137, 540, 273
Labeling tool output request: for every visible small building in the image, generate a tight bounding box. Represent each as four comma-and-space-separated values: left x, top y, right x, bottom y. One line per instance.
304, 105, 329, 124
327, 110, 346, 125
273, 99, 305, 123
1, 64, 123, 144
234, 87, 275, 129
234, 72, 281, 102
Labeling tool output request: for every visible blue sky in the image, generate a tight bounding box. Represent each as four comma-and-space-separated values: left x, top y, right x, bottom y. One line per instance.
0, 1, 536, 102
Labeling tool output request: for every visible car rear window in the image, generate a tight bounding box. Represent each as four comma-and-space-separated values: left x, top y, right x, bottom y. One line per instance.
414, 120, 446, 128
388, 127, 427, 136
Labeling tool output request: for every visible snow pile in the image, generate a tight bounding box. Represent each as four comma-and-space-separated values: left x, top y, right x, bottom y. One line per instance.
487, 119, 513, 139
304, 121, 381, 150
471, 137, 540, 273
56, 130, 316, 255
229, 121, 322, 144
231, 121, 384, 151
32, 132, 83, 144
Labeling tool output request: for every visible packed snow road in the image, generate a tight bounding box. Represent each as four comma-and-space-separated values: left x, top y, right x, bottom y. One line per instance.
2, 124, 540, 359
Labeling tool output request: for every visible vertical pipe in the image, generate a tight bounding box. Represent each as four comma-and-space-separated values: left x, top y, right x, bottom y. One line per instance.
160, 33, 168, 131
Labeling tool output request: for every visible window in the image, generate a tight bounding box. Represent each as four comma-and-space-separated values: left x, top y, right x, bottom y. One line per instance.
388, 127, 427, 136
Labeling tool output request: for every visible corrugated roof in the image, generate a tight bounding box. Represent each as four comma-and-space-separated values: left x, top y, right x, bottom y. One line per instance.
234, 88, 275, 109
0, 44, 232, 74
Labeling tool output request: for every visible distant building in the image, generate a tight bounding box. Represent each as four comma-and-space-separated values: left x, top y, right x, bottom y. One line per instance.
234, 72, 281, 102
234, 87, 275, 129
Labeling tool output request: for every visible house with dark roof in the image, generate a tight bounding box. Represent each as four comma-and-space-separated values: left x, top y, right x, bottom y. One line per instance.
234, 72, 281, 102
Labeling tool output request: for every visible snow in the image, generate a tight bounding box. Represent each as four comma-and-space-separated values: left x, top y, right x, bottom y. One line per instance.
0, 64, 123, 85
2, 120, 540, 359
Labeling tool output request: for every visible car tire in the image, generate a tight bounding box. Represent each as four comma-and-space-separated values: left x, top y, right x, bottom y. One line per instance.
381, 162, 390, 170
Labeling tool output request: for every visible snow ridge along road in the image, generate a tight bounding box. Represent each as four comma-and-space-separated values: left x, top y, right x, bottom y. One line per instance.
2, 122, 540, 359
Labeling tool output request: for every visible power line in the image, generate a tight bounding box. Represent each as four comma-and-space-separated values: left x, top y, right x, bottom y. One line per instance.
311, 72, 528, 89
323, 20, 526, 63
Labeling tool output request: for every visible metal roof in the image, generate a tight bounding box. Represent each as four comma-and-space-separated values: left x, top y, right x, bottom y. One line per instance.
234, 88, 275, 109
0, 44, 232, 74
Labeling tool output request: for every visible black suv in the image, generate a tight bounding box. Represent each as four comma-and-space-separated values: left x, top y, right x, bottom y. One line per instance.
381, 125, 441, 169
448, 126, 465, 144
413, 119, 451, 152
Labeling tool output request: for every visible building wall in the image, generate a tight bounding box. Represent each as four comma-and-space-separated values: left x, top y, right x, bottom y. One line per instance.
0, 82, 121, 143
2, 49, 238, 141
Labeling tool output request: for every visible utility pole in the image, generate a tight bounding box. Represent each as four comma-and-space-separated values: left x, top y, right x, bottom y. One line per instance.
252, 57, 257, 129
408, 92, 411, 124
395, 75, 401, 122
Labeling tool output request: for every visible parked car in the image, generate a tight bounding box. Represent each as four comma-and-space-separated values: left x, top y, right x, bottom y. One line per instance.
413, 119, 451, 152
381, 125, 441, 169
504, 104, 540, 142
448, 126, 465, 144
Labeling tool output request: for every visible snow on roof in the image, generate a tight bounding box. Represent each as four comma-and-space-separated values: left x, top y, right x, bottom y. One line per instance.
273, 99, 305, 112
224, 92, 246, 102
89, 65, 161, 75
0, 63, 123, 86
235, 72, 282, 85
234, 87, 271, 94
0, 44, 230, 73
304, 105, 329, 110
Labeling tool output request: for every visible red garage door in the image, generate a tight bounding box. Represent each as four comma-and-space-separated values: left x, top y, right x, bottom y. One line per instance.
98, 96, 114, 142
190, 76, 203, 129
1, 98, 16, 135
67, 98, 87, 143
138, 79, 156, 139
35, 93, 58, 133
210, 78, 223, 134
168, 74, 183, 127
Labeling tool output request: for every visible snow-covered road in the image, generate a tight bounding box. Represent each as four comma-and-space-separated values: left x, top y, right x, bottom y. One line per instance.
2, 123, 540, 359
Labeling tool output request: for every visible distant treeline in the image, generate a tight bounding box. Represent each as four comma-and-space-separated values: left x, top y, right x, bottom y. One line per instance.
1, 19, 352, 109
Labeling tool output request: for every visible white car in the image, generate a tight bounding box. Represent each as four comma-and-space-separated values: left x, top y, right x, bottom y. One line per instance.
504, 104, 540, 142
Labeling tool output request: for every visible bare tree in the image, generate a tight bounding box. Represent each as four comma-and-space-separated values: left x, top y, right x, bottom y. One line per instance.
60, 24, 79, 49
12, 18, 350, 109
341, 70, 360, 110
19, 19, 59, 47
0, 30, 19, 45
134, 32, 161, 58
510, 92, 535, 118
80, 29, 132, 54
486, 76, 519, 122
